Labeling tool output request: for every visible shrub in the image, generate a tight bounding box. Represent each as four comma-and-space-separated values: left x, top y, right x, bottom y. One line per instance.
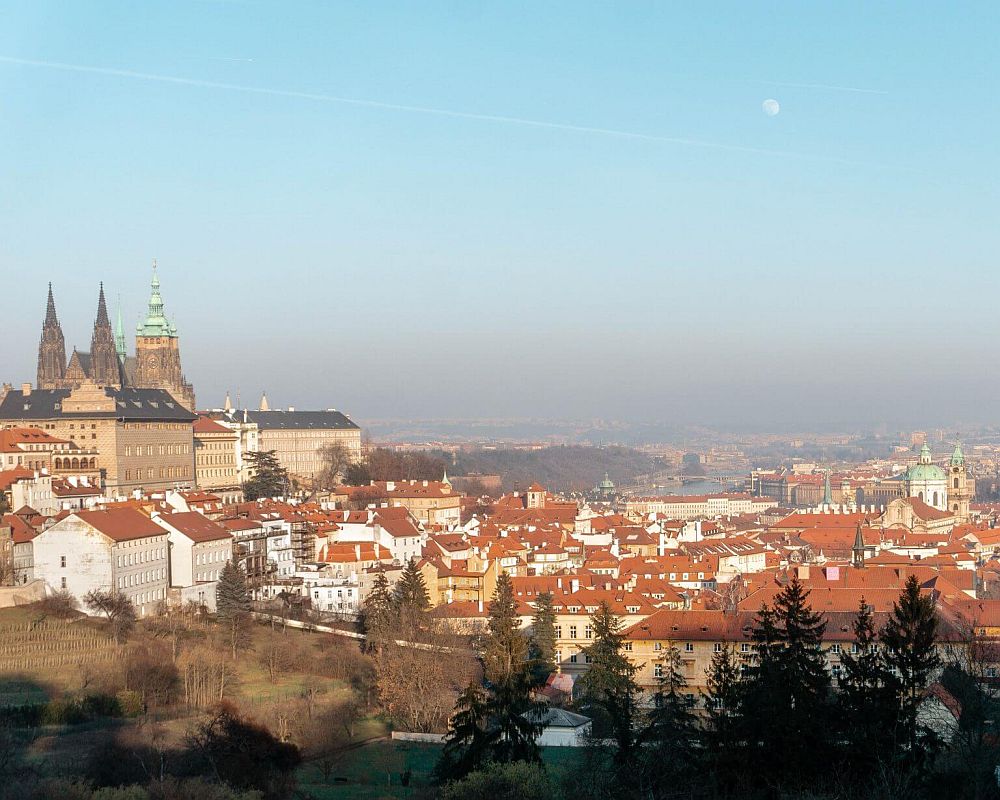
116, 690, 145, 718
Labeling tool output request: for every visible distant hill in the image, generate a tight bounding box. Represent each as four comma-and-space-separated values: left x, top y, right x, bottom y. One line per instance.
436, 445, 665, 494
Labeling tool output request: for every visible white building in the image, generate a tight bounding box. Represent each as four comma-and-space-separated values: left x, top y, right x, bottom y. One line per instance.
34, 507, 169, 617
152, 511, 233, 611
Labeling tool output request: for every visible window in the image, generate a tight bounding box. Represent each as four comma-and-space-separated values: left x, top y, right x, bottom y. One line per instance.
569, 626, 577, 639
684, 642, 694, 652
60, 577, 67, 589
714, 642, 723, 653
60, 556, 66, 568
585, 625, 593, 640
624, 641, 633, 651
553, 625, 562, 639
740, 643, 750, 653
654, 663, 663, 678
829, 644, 842, 655
569, 653, 577, 664
654, 642, 662, 651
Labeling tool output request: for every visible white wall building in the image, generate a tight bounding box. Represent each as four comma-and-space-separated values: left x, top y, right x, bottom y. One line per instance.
34, 507, 169, 617
152, 511, 233, 611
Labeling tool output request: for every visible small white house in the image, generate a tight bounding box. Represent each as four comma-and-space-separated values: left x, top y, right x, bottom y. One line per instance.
526, 707, 592, 747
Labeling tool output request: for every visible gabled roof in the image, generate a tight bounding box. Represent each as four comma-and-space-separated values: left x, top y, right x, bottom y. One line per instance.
74, 507, 166, 542
157, 512, 232, 543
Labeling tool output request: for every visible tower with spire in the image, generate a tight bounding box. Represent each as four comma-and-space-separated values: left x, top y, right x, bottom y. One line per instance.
36, 283, 67, 388
948, 442, 973, 522
133, 260, 196, 410
89, 283, 121, 387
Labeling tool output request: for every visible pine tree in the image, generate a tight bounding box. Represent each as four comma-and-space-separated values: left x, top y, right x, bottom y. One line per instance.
216, 560, 252, 619
642, 642, 698, 788
393, 557, 430, 632
838, 596, 894, 771
243, 450, 289, 500
362, 570, 393, 652
881, 575, 942, 768
438, 683, 497, 780
739, 578, 833, 787
701, 641, 743, 783
216, 560, 253, 659
576, 601, 641, 771
528, 591, 557, 686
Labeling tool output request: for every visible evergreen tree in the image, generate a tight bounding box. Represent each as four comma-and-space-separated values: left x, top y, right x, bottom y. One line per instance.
361, 570, 393, 652
701, 641, 743, 783
484, 573, 544, 764
641, 642, 698, 792
217, 560, 252, 618
881, 575, 942, 768
243, 450, 289, 500
393, 557, 431, 630
438, 683, 497, 780
838, 596, 894, 771
576, 601, 641, 772
528, 591, 557, 686
216, 560, 253, 660
740, 578, 833, 787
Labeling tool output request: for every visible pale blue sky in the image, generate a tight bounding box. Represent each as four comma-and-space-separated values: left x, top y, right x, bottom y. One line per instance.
0, 2, 997, 428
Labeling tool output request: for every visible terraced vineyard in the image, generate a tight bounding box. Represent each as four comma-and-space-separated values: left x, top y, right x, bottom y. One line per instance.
0, 616, 120, 691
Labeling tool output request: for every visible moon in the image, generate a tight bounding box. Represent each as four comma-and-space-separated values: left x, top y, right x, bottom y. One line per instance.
762, 98, 780, 117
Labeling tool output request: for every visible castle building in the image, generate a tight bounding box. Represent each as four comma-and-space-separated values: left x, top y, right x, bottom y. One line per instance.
35, 262, 196, 410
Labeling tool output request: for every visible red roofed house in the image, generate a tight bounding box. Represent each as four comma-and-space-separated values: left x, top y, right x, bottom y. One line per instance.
33, 507, 169, 616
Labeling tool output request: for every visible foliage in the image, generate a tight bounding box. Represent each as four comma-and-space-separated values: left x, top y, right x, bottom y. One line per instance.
216, 561, 253, 659
35, 590, 80, 619
575, 601, 641, 773
641, 642, 698, 791
243, 450, 288, 501
440, 761, 563, 800
315, 441, 352, 489
360, 569, 393, 652
393, 558, 430, 626
881, 574, 942, 770
528, 591, 557, 686
366, 448, 447, 482
343, 461, 371, 486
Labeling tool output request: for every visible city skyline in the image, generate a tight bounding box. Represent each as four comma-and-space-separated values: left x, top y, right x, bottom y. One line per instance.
2, 2, 998, 427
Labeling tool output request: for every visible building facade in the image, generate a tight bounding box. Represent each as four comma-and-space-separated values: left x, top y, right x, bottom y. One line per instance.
245, 409, 362, 482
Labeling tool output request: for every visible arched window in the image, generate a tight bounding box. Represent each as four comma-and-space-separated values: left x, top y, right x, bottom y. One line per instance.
954, 478, 959, 489
54, 458, 62, 470
918, 491, 924, 501
933, 491, 939, 507
71, 457, 79, 469
954, 504, 959, 512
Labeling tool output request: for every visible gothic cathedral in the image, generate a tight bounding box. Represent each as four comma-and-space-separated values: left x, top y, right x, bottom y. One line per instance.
36, 262, 196, 410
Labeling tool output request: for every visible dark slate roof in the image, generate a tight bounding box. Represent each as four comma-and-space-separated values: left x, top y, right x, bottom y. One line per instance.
523, 707, 591, 729
245, 410, 359, 431
0, 388, 196, 422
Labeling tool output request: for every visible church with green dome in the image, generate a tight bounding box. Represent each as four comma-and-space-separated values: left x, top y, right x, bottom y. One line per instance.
901, 442, 967, 513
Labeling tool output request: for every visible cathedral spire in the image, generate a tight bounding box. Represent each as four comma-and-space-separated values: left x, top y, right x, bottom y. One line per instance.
259, 392, 270, 412
37, 283, 67, 388
137, 258, 177, 338
45, 283, 59, 325
90, 282, 121, 387
95, 282, 111, 329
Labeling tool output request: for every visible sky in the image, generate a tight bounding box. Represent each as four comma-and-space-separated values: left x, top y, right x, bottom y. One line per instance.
0, 2, 998, 431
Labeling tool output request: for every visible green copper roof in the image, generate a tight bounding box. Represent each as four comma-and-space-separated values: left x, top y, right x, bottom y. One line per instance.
137, 260, 178, 338
951, 442, 965, 466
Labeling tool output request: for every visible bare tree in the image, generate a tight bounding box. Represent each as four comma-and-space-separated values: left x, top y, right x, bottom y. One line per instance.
84, 589, 137, 644
316, 442, 352, 489
257, 629, 302, 684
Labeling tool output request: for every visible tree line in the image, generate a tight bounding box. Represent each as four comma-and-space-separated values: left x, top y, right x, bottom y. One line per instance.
425, 573, 1000, 800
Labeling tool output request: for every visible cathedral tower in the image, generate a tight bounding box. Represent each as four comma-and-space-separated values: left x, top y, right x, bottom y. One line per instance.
37, 283, 67, 388
89, 283, 122, 387
949, 443, 973, 522
134, 260, 195, 409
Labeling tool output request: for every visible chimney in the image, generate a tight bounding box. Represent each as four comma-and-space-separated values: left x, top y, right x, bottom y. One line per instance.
21, 383, 31, 396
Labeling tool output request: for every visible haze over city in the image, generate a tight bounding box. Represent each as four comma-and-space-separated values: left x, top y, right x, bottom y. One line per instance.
2, 2, 998, 429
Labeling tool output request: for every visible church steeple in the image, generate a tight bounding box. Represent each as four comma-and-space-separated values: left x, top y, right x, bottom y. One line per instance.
852, 519, 867, 569
822, 470, 833, 507
137, 259, 177, 338
90, 282, 121, 387
37, 283, 67, 388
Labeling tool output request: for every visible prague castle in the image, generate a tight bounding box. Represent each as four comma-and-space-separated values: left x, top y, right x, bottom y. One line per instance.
37, 261, 196, 410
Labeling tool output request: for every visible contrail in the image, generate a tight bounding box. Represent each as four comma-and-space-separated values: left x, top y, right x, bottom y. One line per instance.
0, 55, 872, 165
758, 79, 888, 95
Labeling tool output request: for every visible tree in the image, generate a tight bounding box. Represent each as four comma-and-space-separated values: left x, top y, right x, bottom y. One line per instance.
838, 596, 895, 773
528, 591, 557, 686
187, 704, 301, 799
343, 462, 371, 486
84, 589, 137, 644
393, 557, 430, 629
575, 601, 641, 773
216, 560, 253, 660
881, 574, 942, 768
642, 642, 698, 791
257, 630, 301, 683
738, 578, 833, 788
701, 641, 743, 784
316, 442, 351, 489
439, 683, 496, 780
243, 450, 288, 501
360, 570, 393, 652
439, 761, 562, 800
